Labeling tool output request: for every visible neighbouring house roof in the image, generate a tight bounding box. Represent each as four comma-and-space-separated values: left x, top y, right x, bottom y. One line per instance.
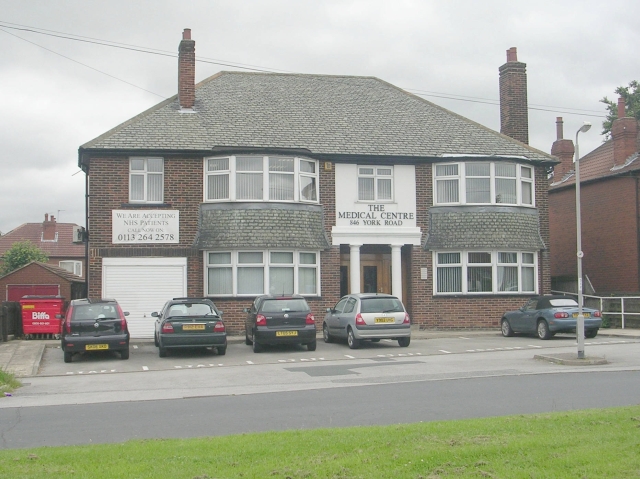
0, 261, 85, 283
0, 222, 84, 258
80, 72, 556, 165
550, 139, 640, 189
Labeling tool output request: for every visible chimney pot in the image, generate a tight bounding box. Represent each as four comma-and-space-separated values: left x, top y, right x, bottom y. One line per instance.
183, 28, 191, 40
617, 97, 626, 118
44, 213, 49, 222
556, 117, 564, 140
506, 47, 518, 62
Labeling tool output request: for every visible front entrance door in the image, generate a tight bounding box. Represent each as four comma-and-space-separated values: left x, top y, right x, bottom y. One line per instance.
340, 251, 392, 295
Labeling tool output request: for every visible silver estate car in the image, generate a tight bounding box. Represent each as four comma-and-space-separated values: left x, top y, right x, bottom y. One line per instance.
323, 293, 411, 349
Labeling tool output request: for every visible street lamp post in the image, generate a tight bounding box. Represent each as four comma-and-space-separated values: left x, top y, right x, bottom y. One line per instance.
575, 121, 591, 359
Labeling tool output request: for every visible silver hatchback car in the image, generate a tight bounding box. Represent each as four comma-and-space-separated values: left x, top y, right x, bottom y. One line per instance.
323, 293, 411, 349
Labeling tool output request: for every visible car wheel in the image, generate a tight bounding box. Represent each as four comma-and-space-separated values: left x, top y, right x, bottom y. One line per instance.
322, 323, 333, 343
245, 333, 252, 345
347, 328, 360, 349
501, 319, 514, 337
585, 328, 599, 339
154, 333, 159, 347
537, 320, 552, 340
217, 346, 227, 356
398, 337, 410, 347
307, 340, 317, 351
252, 333, 263, 353
120, 348, 130, 360
63, 351, 73, 363
159, 346, 167, 358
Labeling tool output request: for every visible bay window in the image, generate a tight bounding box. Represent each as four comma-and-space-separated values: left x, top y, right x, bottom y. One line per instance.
434, 251, 537, 295
205, 155, 319, 203
434, 161, 534, 206
206, 250, 319, 296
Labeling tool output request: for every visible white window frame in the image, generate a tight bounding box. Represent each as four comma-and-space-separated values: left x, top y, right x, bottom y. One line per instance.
357, 165, 394, 202
204, 156, 319, 204
433, 161, 535, 207
129, 157, 164, 203
205, 250, 320, 297
59, 260, 82, 277
433, 250, 538, 295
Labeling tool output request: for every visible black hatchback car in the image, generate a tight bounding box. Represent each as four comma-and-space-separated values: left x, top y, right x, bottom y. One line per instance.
244, 295, 317, 353
61, 298, 130, 363
152, 298, 227, 357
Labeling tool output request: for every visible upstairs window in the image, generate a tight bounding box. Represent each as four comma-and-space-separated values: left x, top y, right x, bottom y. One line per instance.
59, 260, 82, 277
434, 161, 535, 206
130, 158, 163, 203
358, 166, 393, 201
205, 156, 319, 203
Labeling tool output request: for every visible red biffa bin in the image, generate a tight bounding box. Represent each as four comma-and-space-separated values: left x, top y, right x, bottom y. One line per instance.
20, 296, 65, 339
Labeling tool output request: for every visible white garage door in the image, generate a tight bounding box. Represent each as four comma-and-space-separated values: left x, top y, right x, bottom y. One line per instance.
102, 257, 187, 339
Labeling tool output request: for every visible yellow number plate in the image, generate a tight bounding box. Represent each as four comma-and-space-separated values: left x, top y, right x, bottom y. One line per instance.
183, 324, 206, 331
86, 344, 108, 350
375, 317, 395, 323
276, 330, 298, 337
572, 313, 591, 318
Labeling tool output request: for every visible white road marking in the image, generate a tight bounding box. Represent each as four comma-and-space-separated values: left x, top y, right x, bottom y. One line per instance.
246, 361, 255, 364
142, 366, 149, 371
345, 355, 355, 359
527, 345, 541, 348
476, 349, 485, 351
439, 350, 452, 354
459, 337, 470, 339
133, 345, 138, 349
466, 350, 476, 352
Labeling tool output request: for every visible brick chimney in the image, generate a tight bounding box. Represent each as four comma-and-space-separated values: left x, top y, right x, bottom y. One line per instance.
499, 47, 529, 144
178, 28, 196, 111
550, 117, 575, 179
612, 97, 638, 166
42, 213, 57, 241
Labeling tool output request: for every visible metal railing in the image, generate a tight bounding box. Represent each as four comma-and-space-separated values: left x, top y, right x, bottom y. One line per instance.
552, 291, 640, 329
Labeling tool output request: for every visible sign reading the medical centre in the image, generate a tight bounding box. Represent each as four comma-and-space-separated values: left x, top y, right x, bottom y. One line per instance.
112, 210, 179, 244
337, 204, 414, 227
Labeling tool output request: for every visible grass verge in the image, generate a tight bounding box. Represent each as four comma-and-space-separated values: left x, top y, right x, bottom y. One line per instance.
0, 368, 20, 396
0, 405, 639, 478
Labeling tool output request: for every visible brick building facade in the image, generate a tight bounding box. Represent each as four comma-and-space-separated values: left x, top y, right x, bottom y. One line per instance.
78, 31, 557, 338
550, 101, 640, 294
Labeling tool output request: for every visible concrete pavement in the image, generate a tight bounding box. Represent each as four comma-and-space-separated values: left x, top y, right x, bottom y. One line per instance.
1, 326, 639, 378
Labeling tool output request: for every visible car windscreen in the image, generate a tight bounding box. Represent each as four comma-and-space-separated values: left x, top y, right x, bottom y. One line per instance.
168, 303, 216, 317
549, 299, 579, 307
361, 297, 404, 313
261, 299, 309, 313
72, 304, 118, 320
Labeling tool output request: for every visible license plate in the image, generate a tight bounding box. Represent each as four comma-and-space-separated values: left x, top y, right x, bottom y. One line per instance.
183, 324, 206, 331
572, 313, 591, 318
375, 317, 395, 323
86, 344, 108, 350
276, 330, 298, 337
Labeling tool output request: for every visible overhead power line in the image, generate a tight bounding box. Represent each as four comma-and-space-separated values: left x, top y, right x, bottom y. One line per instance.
0, 19, 608, 118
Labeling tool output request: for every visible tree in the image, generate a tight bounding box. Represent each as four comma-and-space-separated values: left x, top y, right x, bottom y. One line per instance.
600, 80, 640, 140
0, 241, 48, 276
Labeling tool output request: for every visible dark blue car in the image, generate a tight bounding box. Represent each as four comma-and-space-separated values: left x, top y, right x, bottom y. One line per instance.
501, 295, 602, 340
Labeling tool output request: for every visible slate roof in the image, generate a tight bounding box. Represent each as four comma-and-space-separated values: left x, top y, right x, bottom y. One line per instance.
424, 207, 545, 250
195, 203, 330, 250
0, 222, 84, 258
81, 72, 556, 164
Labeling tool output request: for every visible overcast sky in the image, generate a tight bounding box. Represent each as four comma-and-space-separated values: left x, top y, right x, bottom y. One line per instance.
0, 0, 637, 234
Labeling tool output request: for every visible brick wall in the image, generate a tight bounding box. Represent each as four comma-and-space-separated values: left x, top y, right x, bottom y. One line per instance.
550, 177, 639, 293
